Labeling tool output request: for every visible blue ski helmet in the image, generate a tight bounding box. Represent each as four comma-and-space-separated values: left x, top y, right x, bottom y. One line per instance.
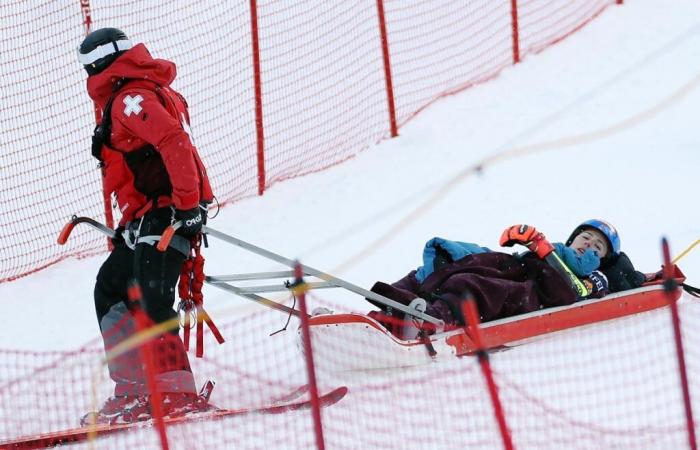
565, 219, 620, 257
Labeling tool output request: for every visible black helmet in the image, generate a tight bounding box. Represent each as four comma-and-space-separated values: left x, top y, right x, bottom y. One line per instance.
78, 28, 132, 75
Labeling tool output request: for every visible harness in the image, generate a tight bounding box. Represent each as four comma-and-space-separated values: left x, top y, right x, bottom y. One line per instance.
121, 212, 191, 256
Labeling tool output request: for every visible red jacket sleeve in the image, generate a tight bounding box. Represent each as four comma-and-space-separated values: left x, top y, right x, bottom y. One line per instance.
113, 89, 201, 210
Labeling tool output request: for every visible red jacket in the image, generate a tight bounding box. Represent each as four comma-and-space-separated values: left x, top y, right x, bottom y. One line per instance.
86, 44, 213, 226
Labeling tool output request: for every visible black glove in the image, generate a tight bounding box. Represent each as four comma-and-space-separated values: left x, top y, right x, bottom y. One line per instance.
602, 252, 645, 292
583, 270, 609, 298
175, 207, 203, 237
91, 125, 106, 162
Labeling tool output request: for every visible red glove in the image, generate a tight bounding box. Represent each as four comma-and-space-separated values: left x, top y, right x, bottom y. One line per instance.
499, 224, 554, 259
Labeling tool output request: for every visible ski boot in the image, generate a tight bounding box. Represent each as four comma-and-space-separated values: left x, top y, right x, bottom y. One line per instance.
119, 380, 219, 423
80, 394, 142, 426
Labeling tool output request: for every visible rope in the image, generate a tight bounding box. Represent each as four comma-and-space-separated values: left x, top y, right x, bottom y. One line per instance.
672, 238, 700, 265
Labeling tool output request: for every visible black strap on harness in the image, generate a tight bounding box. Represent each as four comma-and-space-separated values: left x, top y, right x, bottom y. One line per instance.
682, 283, 700, 298
91, 78, 130, 162
416, 329, 438, 358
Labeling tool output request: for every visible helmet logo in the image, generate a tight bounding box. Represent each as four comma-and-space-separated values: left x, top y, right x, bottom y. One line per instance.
123, 95, 143, 117
597, 220, 615, 235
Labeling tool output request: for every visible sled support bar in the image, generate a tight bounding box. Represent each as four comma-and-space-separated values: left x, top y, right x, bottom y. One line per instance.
203, 226, 444, 327
56, 216, 443, 327
206, 277, 304, 317
207, 277, 337, 294
208, 271, 296, 281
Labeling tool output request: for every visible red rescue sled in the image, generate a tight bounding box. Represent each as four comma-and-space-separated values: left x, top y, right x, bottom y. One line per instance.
304, 268, 685, 371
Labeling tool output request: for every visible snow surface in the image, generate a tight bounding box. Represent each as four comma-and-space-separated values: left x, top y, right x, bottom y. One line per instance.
1, 0, 699, 449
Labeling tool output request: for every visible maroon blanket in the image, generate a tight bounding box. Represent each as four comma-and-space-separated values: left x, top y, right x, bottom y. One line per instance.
370, 252, 576, 325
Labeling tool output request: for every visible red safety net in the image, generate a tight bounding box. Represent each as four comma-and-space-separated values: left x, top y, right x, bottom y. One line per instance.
1, 285, 698, 449
11, 1, 685, 448
0, 0, 616, 283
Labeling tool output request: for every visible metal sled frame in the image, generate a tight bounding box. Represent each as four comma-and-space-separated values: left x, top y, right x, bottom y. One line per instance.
57, 217, 443, 327
202, 227, 444, 328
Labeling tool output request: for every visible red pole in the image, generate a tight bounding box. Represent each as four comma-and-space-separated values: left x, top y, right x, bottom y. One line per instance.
661, 239, 697, 450
127, 281, 170, 450
462, 298, 515, 450
249, 0, 266, 195
510, 0, 520, 64
376, 0, 398, 137
79, 0, 115, 246
294, 262, 326, 450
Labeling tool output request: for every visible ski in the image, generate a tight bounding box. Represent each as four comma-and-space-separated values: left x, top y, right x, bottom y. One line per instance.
270, 383, 311, 404
1, 386, 348, 449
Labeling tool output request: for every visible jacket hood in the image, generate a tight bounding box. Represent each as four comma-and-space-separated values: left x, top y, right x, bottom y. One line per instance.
86, 43, 176, 106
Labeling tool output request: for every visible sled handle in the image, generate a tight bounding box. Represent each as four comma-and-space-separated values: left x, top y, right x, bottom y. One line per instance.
57, 221, 76, 245
57, 216, 116, 245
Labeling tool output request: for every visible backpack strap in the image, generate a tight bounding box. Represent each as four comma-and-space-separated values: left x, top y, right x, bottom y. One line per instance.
91, 78, 131, 161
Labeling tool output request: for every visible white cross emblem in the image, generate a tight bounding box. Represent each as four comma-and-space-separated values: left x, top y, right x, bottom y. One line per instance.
123, 95, 144, 117
181, 113, 195, 144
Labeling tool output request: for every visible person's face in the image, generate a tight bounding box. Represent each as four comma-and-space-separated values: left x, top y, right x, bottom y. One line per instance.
569, 228, 609, 258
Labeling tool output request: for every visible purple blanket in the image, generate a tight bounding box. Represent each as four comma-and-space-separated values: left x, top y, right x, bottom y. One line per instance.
370, 252, 576, 325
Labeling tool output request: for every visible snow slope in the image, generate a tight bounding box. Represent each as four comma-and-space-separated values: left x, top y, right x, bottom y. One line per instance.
1, 0, 699, 448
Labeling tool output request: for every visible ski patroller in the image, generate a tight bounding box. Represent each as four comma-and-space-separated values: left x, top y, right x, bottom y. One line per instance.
33, 218, 360, 449
0, 386, 348, 449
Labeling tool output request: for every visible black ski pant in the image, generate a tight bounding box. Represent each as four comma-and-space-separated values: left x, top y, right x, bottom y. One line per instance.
94, 208, 196, 397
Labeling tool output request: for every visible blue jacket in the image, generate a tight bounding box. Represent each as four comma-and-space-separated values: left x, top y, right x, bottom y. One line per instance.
415, 238, 600, 282
415, 237, 490, 282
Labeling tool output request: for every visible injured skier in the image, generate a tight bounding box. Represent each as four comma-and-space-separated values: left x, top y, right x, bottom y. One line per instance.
366, 219, 648, 337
